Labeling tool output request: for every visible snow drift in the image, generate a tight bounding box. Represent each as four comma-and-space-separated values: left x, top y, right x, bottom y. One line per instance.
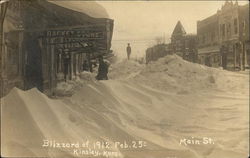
1, 55, 249, 158
109, 55, 248, 94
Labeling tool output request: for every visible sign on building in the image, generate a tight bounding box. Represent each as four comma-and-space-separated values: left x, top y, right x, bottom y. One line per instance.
40, 24, 111, 53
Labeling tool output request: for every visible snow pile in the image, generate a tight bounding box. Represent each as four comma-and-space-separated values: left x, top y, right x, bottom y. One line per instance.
110, 55, 248, 94
135, 55, 217, 93
55, 72, 96, 96
79, 71, 96, 81
1, 87, 123, 157
55, 81, 75, 96
1, 55, 249, 158
109, 59, 145, 80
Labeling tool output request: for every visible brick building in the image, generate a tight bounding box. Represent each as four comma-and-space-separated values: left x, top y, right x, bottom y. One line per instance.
145, 43, 171, 64
145, 21, 197, 64
171, 21, 198, 62
197, 14, 220, 67
197, 1, 249, 70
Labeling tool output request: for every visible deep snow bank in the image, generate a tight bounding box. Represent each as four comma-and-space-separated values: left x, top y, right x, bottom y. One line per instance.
55, 71, 96, 96
1, 87, 124, 157
2, 85, 201, 158
109, 55, 248, 94
1, 55, 249, 158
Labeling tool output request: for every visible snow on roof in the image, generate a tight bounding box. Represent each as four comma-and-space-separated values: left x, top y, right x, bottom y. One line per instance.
48, 1, 109, 19
0, 0, 9, 4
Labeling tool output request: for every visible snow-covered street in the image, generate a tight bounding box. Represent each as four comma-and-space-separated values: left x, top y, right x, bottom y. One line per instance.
1, 55, 249, 158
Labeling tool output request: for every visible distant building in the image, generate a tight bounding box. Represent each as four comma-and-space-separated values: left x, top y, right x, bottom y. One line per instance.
197, 0, 249, 70
170, 21, 197, 62
145, 43, 171, 64
183, 34, 198, 63
145, 21, 197, 64
171, 21, 187, 57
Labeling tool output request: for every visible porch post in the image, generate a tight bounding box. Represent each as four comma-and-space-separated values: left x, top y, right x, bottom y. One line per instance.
233, 44, 236, 70
240, 42, 244, 70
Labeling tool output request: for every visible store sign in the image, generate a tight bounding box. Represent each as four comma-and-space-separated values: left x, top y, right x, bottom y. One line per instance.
46, 31, 105, 39
41, 24, 109, 51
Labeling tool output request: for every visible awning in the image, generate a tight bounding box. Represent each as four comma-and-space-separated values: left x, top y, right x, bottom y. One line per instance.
48, 1, 109, 19
4, 1, 113, 31
198, 45, 220, 54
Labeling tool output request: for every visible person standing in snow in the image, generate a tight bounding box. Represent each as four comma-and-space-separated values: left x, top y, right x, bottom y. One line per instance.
82, 60, 89, 72
126, 43, 131, 60
63, 51, 70, 82
96, 56, 110, 80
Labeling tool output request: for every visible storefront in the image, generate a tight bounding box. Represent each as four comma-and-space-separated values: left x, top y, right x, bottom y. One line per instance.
198, 45, 221, 67
1, 0, 113, 96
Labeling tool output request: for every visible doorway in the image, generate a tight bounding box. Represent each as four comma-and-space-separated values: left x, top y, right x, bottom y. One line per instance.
24, 33, 43, 91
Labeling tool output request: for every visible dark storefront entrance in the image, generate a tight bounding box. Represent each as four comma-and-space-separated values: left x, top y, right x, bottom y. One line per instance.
24, 33, 43, 91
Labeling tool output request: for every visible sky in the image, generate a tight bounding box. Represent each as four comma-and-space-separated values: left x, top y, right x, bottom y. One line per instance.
96, 0, 248, 58
51, 0, 249, 59
98, 1, 248, 40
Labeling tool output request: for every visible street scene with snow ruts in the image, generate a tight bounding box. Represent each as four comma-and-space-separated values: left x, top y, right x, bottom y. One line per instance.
1, 1, 249, 158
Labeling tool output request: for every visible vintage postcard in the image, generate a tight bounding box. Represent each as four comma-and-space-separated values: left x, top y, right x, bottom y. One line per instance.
0, 0, 249, 158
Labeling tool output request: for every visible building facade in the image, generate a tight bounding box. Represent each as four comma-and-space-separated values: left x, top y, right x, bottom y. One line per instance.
197, 14, 220, 67
145, 43, 171, 64
145, 21, 198, 64
197, 1, 249, 70
171, 21, 198, 63
171, 21, 187, 57
1, 0, 114, 97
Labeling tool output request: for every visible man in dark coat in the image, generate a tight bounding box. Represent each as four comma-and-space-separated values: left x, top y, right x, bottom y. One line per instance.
126, 43, 131, 60
96, 56, 109, 80
82, 60, 89, 71
63, 51, 70, 82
